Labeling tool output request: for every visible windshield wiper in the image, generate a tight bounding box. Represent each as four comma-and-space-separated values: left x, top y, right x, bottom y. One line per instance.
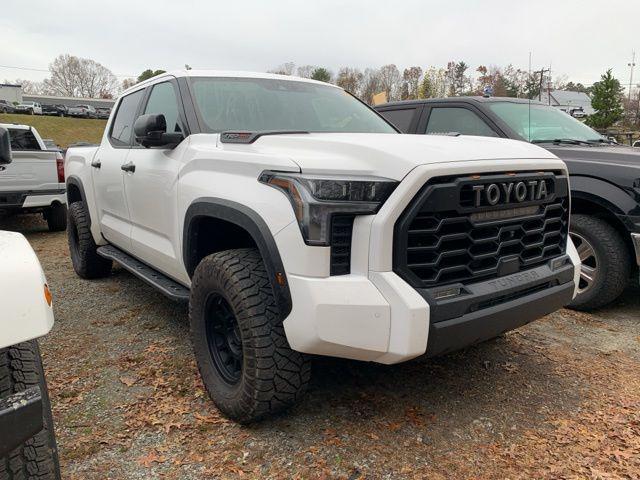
532, 138, 586, 145
584, 138, 616, 145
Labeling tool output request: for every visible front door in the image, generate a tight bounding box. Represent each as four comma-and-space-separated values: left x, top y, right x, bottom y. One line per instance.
92, 89, 145, 251
122, 79, 188, 281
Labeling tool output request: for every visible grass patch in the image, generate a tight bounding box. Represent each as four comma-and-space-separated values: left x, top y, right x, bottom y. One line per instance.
0, 113, 107, 148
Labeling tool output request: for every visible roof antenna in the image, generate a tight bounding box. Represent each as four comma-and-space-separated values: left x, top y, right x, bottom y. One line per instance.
528, 51, 532, 143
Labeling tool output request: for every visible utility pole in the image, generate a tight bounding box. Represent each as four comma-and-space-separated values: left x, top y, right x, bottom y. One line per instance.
535, 68, 549, 102
628, 51, 636, 102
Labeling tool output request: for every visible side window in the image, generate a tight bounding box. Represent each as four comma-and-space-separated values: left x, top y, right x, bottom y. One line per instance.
425, 107, 498, 137
109, 89, 144, 146
8, 129, 41, 150
378, 108, 417, 133
143, 82, 182, 135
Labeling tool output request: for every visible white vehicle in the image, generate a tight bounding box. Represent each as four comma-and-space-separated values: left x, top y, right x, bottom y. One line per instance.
0, 123, 67, 231
65, 71, 581, 423
15, 101, 43, 115
67, 105, 96, 119
0, 128, 60, 479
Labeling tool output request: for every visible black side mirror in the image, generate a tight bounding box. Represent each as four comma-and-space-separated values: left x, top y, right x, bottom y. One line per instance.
134, 114, 183, 148
0, 127, 11, 165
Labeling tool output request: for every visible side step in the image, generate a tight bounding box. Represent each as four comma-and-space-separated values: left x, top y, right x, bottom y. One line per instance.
97, 245, 190, 302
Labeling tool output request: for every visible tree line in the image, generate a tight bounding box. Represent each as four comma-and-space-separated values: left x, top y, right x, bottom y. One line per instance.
4, 54, 633, 129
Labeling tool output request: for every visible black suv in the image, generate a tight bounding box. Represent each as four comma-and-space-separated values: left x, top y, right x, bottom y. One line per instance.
42, 104, 68, 117
376, 97, 640, 310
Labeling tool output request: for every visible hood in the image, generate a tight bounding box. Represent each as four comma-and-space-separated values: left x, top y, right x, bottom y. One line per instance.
226, 133, 557, 180
545, 144, 640, 168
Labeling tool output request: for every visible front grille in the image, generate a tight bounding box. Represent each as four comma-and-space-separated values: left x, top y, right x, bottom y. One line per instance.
394, 172, 569, 288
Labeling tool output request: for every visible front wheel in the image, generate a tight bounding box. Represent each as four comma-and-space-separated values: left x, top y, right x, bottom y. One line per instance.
0, 340, 60, 479
189, 249, 311, 423
568, 214, 631, 311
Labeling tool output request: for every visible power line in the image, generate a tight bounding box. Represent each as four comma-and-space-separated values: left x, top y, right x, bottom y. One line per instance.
0, 63, 136, 78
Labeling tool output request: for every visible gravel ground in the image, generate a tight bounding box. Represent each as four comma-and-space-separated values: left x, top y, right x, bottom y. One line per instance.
4, 214, 640, 479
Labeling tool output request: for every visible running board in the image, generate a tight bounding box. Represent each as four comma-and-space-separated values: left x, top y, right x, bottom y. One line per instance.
97, 245, 190, 302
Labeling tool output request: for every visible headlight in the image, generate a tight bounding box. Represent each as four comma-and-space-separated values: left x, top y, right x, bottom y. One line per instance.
259, 171, 398, 245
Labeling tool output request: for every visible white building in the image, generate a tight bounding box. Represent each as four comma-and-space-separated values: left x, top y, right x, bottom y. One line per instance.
538, 90, 595, 117
0, 83, 23, 104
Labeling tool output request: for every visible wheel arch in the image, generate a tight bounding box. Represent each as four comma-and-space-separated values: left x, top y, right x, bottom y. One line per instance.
183, 198, 292, 317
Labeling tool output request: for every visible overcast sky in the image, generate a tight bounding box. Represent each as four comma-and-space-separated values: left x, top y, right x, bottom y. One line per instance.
1, 0, 638, 89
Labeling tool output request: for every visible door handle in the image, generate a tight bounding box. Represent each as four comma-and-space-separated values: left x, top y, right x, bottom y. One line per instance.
91, 159, 101, 168
121, 161, 135, 173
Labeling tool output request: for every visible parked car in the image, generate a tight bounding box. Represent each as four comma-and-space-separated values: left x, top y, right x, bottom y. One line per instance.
15, 101, 43, 115
633, 140, 640, 148
42, 104, 68, 117
67, 105, 96, 118
95, 107, 111, 119
0, 123, 67, 231
65, 71, 579, 423
376, 97, 640, 310
0, 100, 16, 114
0, 129, 61, 479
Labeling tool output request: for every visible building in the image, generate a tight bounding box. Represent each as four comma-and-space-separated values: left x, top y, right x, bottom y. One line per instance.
538, 90, 595, 117
22, 94, 115, 109
0, 83, 23, 104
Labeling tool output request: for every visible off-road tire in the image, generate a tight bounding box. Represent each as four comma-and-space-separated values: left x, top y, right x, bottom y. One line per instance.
568, 214, 631, 311
189, 248, 311, 423
0, 340, 61, 480
67, 201, 112, 279
45, 203, 67, 232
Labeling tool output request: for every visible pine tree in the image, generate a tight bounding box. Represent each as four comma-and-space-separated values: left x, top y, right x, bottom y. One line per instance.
586, 69, 624, 129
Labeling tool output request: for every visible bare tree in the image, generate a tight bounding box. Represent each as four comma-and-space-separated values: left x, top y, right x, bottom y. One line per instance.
402, 66, 423, 100
378, 64, 401, 101
4, 78, 48, 95
121, 78, 137, 90
336, 67, 364, 94
268, 62, 296, 76
43, 54, 119, 98
360, 68, 382, 104
296, 65, 315, 78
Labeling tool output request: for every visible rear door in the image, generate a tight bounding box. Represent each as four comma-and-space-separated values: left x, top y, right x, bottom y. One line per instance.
92, 89, 145, 252
0, 128, 58, 195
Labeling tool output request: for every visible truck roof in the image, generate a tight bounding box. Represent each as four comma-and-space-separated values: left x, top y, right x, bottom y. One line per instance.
123, 70, 341, 96
0, 123, 32, 131
379, 96, 547, 108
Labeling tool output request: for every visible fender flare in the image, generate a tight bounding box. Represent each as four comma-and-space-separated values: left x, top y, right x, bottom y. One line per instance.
65, 176, 90, 222
570, 175, 635, 216
183, 198, 292, 317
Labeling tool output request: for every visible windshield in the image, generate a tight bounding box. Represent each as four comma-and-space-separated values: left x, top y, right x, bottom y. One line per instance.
488, 102, 604, 143
189, 77, 396, 134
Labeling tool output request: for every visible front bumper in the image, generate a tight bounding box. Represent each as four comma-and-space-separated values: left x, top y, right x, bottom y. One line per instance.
279, 160, 580, 364
0, 387, 43, 457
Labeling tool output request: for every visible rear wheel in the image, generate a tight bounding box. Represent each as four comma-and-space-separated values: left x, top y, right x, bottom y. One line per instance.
0, 340, 60, 480
189, 248, 310, 423
67, 201, 112, 279
568, 214, 631, 310
45, 203, 67, 232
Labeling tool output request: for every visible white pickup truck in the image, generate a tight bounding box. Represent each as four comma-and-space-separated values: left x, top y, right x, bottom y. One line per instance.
65, 70, 581, 423
0, 124, 67, 231
0, 127, 60, 479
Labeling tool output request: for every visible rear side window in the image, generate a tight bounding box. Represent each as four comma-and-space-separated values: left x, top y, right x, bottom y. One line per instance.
8, 129, 41, 150
109, 90, 144, 146
378, 108, 417, 133
143, 82, 182, 135
426, 107, 498, 137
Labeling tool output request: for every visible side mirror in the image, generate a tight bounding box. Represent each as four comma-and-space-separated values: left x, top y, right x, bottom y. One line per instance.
134, 114, 183, 148
0, 127, 11, 165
